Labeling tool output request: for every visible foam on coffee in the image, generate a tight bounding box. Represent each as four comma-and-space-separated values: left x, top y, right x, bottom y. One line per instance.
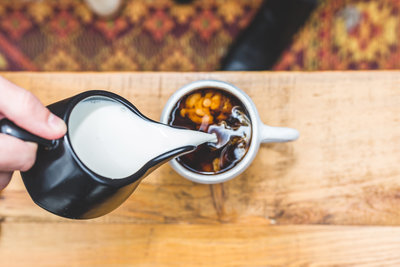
68, 96, 217, 179
168, 88, 252, 174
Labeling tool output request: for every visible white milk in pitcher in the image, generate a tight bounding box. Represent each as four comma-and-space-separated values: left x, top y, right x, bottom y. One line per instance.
68, 96, 216, 179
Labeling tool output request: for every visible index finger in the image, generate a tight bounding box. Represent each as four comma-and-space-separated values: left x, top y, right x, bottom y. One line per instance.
0, 76, 66, 140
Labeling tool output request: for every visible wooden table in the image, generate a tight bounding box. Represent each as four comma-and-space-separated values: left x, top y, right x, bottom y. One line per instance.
1, 72, 400, 266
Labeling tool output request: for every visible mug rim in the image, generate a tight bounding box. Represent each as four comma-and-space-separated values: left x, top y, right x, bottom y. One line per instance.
160, 80, 261, 184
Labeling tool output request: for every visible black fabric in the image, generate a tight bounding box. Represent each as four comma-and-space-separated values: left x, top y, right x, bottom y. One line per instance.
220, 0, 319, 71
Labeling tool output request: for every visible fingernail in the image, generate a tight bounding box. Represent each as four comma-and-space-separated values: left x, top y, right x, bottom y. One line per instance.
48, 113, 67, 134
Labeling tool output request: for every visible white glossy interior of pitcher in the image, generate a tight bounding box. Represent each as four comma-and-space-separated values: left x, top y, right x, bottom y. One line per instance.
68, 95, 216, 179
68, 96, 144, 179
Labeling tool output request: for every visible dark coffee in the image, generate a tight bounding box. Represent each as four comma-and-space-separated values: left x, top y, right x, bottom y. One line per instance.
168, 88, 252, 174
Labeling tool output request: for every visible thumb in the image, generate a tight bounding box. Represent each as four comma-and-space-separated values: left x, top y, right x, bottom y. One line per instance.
0, 76, 67, 140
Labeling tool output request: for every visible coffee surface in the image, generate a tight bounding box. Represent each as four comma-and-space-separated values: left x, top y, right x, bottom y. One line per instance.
169, 89, 252, 174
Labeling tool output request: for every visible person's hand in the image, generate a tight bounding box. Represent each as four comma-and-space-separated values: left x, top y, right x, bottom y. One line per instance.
0, 77, 67, 190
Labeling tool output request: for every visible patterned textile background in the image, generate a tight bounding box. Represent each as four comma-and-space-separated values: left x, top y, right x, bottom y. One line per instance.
275, 0, 400, 70
0, 0, 262, 71
0, 0, 398, 71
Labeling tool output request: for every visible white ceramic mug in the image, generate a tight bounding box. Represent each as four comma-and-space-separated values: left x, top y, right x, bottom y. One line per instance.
160, 80, 299, 184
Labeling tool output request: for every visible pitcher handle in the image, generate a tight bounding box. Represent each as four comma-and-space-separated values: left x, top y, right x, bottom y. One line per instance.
260, 123, 299, 143
0, 119, 58, 149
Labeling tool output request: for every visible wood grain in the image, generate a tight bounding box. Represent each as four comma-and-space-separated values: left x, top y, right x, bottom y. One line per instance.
1, 223, 400, 267
1, 72, 400, 225
1, 72, 400, 266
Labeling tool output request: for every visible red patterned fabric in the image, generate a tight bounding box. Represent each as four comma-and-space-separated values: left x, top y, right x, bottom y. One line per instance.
274, 0, 400, 70
1, 0, 397, 71
0, 0, 262, 71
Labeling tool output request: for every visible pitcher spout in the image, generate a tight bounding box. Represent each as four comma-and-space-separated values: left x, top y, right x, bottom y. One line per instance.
147, 145, 197, 169
134, 125, 217, 178
148, 126, 217, 164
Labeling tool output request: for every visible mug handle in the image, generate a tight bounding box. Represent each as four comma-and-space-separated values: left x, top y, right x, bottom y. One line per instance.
260, 123, 299, 143
0, 119, 58, 149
